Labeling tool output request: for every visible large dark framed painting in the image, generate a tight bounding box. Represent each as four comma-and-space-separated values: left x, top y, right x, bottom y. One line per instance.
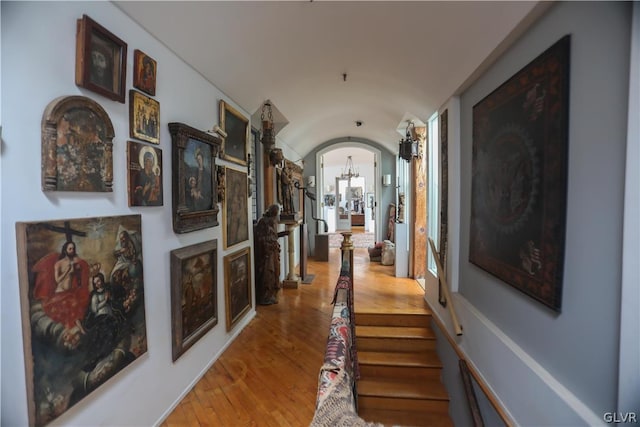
15, 215, 146, 427
169, 122, 222, 233
439, 109, 449, 307
127, 141, 163, 206
224, 247, 252, 331
75, 14, 127, 103
223, 167, 249, 249
469, 35, 570, 312
170, 239, 218, 362
41, 95, 114, 192
219, 100, 249, 166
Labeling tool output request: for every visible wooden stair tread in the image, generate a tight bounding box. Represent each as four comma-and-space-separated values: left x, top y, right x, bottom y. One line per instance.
358, 350, 442, 368
358, 408, 454, 427
355, 306, 431, 315
356, 325, 435, 340
358, 378, 449, 400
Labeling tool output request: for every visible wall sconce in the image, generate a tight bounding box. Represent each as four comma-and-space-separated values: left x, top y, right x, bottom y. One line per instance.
382, 174, 392, 187
307, 175, 316, 188
261, 101, 275, 151
399, 121, 420, 162
207, 124, 227, 138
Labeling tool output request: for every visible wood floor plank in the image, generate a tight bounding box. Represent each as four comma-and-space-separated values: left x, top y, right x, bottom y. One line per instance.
160, 246, 428, 426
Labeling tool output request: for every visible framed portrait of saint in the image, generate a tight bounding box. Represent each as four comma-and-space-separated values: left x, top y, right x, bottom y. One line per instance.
129, 90, 160, 145
223, 167, 249, 249
224, 247, 252, 331
169, 122, 222, 233
133, 49, 157, 96
170, 239, 218, 361
127, 141, 163, 206
75, 14, 127, 103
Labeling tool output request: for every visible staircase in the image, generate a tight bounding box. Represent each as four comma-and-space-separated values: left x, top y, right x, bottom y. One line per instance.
355, 307, 454, 427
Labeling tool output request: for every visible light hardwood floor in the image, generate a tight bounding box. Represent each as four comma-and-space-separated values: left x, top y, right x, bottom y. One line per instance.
161, 246, 426, 426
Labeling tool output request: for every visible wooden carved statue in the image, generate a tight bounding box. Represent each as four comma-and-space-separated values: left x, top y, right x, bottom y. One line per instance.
254, 205, 288, 305
279, 165, 295, 215
397, 193, 406, 223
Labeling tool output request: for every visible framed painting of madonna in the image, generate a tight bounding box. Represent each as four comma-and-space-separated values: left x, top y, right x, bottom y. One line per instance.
469, 35, 570, 312
169, 122, 222, 234
16, 214, 147, 427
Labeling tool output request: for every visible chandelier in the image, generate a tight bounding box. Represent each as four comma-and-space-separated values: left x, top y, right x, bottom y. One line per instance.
399, 121, 420, 162
341, 156, 359, 179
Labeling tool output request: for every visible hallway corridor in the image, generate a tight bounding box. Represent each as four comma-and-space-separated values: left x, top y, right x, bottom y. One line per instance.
161, 247, 426, 426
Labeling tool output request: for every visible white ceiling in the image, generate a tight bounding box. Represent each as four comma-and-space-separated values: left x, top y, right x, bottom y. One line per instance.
115, 1, 545, 158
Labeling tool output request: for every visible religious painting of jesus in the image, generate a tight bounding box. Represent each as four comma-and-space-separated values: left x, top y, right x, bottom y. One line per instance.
16, 215, 147, 427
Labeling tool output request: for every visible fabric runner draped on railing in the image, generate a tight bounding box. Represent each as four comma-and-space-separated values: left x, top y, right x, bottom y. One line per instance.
310, 233, 382, 427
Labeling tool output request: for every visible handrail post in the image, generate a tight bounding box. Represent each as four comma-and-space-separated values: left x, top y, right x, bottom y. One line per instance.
340, 232, 354, 283
340, 231, 359, 381
428, 237, 463, 336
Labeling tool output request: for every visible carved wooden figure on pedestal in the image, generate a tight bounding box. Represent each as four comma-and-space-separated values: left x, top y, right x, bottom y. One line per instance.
254, 205, 288, 305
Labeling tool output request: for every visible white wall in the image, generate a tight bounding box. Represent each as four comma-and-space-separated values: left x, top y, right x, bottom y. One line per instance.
1, 2, 255, 425
618, 1, 640, 413
426, 2, 635, 425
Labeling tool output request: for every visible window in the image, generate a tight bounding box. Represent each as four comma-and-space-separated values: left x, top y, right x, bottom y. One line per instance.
427, 112, 439, 274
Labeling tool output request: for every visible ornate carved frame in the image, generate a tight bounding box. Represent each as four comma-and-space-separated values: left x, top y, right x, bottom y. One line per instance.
41, 95, 114, 192
169, 122, 221, 233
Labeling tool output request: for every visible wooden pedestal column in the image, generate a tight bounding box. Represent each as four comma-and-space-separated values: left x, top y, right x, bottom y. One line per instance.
282, 220, 301, 288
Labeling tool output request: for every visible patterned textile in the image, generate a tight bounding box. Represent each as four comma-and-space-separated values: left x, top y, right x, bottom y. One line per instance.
316, 303, 351, 401
310, 365, 383, 427
332, 275, 359, 380
311, 270, 378, 426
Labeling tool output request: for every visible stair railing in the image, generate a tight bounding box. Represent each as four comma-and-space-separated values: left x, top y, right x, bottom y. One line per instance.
310, 232, 369, 426
427, 238, 515, 426
428, 237, 463, 336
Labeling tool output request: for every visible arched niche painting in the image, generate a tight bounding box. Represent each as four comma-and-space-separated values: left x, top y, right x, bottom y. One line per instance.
41, 95, 114, 192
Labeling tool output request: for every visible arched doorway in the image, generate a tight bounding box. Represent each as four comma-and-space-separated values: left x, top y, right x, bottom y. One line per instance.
316, 144, 382, 243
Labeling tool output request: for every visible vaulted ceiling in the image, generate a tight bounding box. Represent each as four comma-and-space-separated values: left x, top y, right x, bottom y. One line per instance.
115, 1, 545, 158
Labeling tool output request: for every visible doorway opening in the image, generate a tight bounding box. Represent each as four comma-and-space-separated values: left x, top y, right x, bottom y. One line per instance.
316, 144, 381, 244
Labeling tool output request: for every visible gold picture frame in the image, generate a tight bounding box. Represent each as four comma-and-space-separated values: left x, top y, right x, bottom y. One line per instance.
219, 100, 249, 166
130, 90, 160, 145
224, 247, 252, 331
